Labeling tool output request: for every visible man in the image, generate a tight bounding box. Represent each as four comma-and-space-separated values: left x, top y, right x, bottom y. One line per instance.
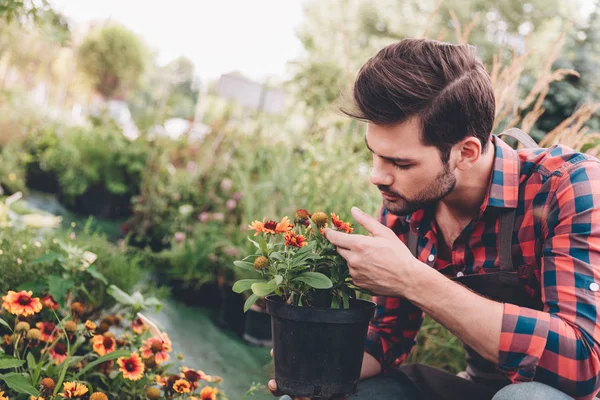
271, 38, 600, 399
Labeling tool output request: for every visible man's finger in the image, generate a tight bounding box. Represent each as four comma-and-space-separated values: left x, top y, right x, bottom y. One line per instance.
323, 228, 365, 249
351, 206, 390, 237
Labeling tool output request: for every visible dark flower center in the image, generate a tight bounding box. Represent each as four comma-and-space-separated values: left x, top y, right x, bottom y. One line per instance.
184, 370, 200, 382
103, 337, 114, 349
125, 360, 136, 372
43, 323, 55, 334
54, 343, 67, 355
264, 221, 277, 230
151, 341, 164, 353
18, 295, 31, 305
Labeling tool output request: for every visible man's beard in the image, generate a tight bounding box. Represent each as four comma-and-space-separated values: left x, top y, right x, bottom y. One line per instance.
379, 162, 457, 216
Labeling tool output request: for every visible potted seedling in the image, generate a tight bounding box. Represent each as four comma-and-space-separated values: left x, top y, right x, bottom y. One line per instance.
233, 210, 375, 398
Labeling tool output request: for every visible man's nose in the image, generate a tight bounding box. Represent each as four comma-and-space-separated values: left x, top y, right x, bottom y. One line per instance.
369, 160, 393, 187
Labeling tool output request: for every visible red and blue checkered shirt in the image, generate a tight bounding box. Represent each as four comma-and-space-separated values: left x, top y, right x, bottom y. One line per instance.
366, 136, 600, 399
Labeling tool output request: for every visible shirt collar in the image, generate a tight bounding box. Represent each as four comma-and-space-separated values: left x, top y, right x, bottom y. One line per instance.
406, 135, 520, 231
487, 135, 520, 209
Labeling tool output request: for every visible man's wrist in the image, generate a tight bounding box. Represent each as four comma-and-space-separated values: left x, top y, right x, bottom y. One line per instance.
401, 258, 441, 302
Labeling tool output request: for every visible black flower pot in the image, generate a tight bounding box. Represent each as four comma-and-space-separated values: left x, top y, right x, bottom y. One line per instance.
242, 305, 272, 347
266, 295, 376, 398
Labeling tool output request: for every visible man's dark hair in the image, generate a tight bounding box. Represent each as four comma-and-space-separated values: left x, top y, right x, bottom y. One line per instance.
343, 38, 496, 162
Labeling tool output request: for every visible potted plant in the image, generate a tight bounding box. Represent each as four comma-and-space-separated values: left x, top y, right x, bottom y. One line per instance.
232, 210, 376, 399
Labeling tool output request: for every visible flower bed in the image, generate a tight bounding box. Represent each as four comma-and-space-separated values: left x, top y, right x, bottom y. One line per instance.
0, 289, 227, 399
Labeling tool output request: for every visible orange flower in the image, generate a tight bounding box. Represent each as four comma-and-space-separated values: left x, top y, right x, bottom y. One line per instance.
0, 391, 7, 400
155, 374, 169, 387
330, 213, 354, 233
140, 332, 172, 364
2, 290, 42, 316
200, 386, 219, 400
41, 294, 59, 310
173, 379, 191, 393
36, 322, 58, 343
84, 320, 96, 332
49, 342, 68, 365
59, 381, 88, 398
117, 352, 145, 381
92, 334, 116, 356
248, 217, 293, 236
284, 232, 307, 248
131, 317, 146, 334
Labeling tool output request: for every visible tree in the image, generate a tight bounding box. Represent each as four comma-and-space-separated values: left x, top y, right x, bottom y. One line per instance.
77, 24, 147, 99
289, 0, 575, 121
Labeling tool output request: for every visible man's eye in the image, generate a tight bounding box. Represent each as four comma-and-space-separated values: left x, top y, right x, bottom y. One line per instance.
393, 164, 412, 170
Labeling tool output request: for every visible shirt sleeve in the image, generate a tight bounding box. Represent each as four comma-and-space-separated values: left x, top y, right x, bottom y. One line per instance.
365, 295, 424, 370
364, 208, 424, 370
498, 161, 600, 399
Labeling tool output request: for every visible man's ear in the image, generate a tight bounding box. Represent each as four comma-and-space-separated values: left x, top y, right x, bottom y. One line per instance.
454, 137, 482, 171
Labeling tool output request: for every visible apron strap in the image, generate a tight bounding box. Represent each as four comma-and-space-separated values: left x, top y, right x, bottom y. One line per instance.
407, 229, 419, 258
498, 207, 517, 272
497, 128, 539, 149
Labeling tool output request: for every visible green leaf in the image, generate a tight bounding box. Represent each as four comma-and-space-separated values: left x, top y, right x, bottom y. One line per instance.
143, 297, 162, 312
269, 252, 283, 261
243, 294, 259, 312
72, 350, 131, 380
233, 261, 255, 272
0, 372, 39, 395
232, 279, 265, 294
16, 280, 47, 293
48, 275, 74, 304
32, 252, 60, 265
86, 265, 108, 285
293, 272, 332, 289
272, 275, 283, 285
106, 285, 135, 305
258, 236, 268, 255
342, 291, 350, 309
248, 238, 260, 249
0, 318, 12, 332
26, 353, 36, 375
309, 220, 323, 240
53, 355, 69, 395
0, 358, 25, 369
251, 282, 278, 297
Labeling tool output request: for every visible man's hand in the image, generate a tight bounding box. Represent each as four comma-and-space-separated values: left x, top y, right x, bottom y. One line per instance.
323, 207, 423, 297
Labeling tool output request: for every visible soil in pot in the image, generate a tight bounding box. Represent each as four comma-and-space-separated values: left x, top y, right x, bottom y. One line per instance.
266, 295, 376, 398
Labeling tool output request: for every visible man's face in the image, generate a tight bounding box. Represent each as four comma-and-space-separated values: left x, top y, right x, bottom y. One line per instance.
366, 118, 456, 216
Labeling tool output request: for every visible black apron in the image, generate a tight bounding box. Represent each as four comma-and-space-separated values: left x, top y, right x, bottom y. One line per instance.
395, 129, 543, 400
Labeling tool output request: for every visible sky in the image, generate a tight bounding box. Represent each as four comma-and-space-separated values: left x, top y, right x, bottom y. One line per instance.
51, 0, 307, 82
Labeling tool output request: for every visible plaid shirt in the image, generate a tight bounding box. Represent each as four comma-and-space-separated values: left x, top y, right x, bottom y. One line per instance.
366, 136, 600, 399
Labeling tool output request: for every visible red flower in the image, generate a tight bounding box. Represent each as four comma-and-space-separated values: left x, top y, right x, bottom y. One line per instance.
117, 352, 145, 381
49, 342, 68, 365
330, 213, 354, 233
140, 333, 172, 364
284, 232, 307, 248
131, 317, 146, 334
36, 322, 58, 343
